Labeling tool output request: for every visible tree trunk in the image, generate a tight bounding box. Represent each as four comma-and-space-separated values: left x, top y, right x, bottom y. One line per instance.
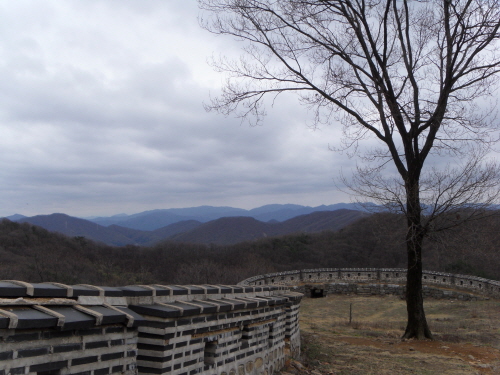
402, 176, 433, 340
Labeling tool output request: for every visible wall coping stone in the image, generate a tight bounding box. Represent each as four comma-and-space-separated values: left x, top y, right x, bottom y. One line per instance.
0, 282, 300, 332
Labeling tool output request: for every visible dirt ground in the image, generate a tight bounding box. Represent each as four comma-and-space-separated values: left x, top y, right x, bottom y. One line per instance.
282, 295, 500, 375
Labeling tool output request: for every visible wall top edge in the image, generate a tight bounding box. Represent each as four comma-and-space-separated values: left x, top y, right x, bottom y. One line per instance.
0, 281, 288, 300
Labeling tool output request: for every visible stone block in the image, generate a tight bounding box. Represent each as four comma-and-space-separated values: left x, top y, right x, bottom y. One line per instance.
30, 360, 68, 372
17, 346, 50, 358
0, 282, 27, 297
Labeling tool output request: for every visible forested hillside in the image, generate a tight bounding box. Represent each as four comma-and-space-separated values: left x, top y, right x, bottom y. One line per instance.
15, 209, 366, 246
0, 212, 498, 286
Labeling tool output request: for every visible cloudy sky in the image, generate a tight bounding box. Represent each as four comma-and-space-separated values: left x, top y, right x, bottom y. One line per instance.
0, 1, 362, 217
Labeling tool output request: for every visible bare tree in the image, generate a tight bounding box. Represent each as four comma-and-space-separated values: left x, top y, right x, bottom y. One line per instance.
199, 0, 500, 339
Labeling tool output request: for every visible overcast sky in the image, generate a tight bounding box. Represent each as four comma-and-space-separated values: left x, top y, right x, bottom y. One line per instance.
0, 0, 359, 218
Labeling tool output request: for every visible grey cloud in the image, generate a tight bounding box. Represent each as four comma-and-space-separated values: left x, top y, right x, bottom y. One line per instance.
0, 1, 354, 217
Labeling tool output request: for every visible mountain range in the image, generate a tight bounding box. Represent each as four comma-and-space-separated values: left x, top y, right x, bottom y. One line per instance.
83, 203, 368, 230
5, 204, 368, 246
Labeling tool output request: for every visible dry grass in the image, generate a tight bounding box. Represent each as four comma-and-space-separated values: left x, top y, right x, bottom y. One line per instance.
294, 295, 500, 375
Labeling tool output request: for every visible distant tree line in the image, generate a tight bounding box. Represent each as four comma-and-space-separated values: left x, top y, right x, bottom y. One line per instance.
0, 212, 498, 286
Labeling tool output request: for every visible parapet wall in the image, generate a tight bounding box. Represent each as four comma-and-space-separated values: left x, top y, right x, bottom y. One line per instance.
0, 282, 302, 375
238, 268, 500, 299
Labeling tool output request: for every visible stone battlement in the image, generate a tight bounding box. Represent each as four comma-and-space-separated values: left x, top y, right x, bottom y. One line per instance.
0, 282, 302, 375
238, 268, 500, 299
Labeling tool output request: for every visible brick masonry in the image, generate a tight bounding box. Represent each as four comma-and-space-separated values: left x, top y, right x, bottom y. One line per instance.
0, 283, 302, 375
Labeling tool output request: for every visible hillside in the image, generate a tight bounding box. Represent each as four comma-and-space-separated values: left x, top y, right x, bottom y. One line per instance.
277, 209, 365, 233
169, 209, 367, 245
1, 211, 499, 286
151, 220, 203, 239
169, 216, 276, 245
16, 209, 367, 246
91, 211, 191, 230
85, 203, 367, 230
17, 213, 136, 246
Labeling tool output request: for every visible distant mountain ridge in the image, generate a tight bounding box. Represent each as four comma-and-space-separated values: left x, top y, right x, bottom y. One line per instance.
5, 214, 27, 221
168, 209, 367, 245
87, 203, 368, 230
11, 206, 368, 246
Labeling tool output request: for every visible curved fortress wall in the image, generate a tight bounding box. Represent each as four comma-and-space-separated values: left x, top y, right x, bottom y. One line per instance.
239, 268, 500, 299
0, 282, 302, 375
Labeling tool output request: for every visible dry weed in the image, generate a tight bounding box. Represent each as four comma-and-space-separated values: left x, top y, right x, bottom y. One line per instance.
291, 295, 500, 375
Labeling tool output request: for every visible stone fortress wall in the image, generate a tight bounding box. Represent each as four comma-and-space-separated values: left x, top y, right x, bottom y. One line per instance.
0, 282, 301, 375
1, 268, 498, 375
238, 268, 500, 300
